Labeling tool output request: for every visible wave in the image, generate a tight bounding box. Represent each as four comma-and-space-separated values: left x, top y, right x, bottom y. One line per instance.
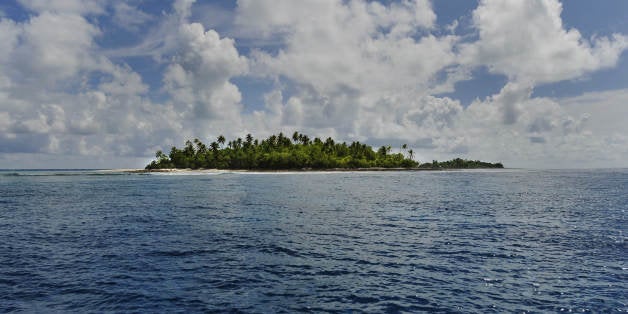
147, 169, 233, 176
0, 172, 21, 177
0, 170, 130, 177
140, 169, 345, 175
238, 170, 358, 175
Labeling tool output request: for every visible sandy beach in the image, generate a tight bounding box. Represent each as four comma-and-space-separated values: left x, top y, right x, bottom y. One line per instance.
120, 167, 496, 173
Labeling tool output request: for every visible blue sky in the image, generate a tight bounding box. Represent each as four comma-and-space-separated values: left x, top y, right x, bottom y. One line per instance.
0, 0, 627, 168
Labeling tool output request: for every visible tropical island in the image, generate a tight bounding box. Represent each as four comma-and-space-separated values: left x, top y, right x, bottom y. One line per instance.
144, 132, 503, 171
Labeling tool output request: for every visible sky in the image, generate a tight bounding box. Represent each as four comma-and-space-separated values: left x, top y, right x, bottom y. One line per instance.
0, 0, 627, 169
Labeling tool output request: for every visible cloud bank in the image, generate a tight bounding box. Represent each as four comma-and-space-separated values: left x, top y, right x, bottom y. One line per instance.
0, 0, 627, 168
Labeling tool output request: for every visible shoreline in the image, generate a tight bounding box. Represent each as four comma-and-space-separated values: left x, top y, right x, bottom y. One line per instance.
123, 167, 505, 173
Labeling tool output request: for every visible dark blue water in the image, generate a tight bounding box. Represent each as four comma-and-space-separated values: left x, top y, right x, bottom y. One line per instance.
1, 169, 626, 313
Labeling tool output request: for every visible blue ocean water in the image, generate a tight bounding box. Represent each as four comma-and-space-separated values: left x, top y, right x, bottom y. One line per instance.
0, 169, 626, 313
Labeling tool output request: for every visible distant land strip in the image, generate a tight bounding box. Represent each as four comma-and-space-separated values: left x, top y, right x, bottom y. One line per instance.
145, 132, 504, 171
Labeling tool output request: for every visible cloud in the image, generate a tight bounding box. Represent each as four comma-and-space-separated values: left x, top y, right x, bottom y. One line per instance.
173, 0, 196, 20
162, 21, 248, 142
529, 136, 546, 144
112, 3, 154, 32
245, 0, 448, 92
482, 81, 533, 125
0, 0, 255, 169
0, 19, 19, 63
233, 0, 628, 168
17, 0, 105, 15
1, 0, 628, 169
559, 89, 628, 139
103, 0, 194, 59
0, 2, 179, 162
236, 0, 435, 39
460, 0, 628, 84
240, 0, 459, 144
12, 12, 102, 85
448, 83, 628, 168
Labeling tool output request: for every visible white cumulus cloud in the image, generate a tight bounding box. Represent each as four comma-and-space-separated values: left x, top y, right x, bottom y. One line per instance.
1, 0, 627, 168
460, 0, 628, 84
17, 0, 105, 15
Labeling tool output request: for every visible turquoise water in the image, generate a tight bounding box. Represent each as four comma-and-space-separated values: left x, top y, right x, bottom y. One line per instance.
1, 169, 626, 312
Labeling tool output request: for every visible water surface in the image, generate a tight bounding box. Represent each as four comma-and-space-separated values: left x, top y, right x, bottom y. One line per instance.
1, 169, 626, 312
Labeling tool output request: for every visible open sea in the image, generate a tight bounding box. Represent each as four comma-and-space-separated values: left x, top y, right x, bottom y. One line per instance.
0, 169, 626, 313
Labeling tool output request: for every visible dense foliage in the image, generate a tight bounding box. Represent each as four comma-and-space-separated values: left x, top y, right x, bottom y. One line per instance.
418, 158, 503, 169
145, 132, 418, 170
145, 132, 504, 170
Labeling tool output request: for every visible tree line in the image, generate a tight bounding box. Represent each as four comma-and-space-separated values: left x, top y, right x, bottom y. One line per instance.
418, 158, 503, 169
145, 132, 503, 170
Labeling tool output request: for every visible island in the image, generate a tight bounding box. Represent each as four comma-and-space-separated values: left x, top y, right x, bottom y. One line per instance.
144, 132, 503, 171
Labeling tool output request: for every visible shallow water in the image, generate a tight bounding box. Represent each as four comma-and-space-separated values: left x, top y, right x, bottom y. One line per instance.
1, 169, 626, 312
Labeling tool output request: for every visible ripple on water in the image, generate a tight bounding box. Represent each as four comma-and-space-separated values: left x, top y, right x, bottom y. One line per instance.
0, 169, 626, 312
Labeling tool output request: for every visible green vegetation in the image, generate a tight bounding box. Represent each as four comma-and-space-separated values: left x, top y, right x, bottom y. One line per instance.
145, 132, 416, 170
145, 132, 503, 170
418, 158, 503, 169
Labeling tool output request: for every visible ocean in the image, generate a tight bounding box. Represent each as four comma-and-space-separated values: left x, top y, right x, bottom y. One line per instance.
0, 169, 626, 312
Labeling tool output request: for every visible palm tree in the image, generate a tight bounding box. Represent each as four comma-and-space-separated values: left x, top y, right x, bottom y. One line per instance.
268, 135, 277, 147
324, 137, 334, 146
378, 146, 387, 156
194, 138, 206, 154
147, 132, 451, 170
300, 134, 310, 145
278, 132, 285, 144
184, 140, 195, 156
